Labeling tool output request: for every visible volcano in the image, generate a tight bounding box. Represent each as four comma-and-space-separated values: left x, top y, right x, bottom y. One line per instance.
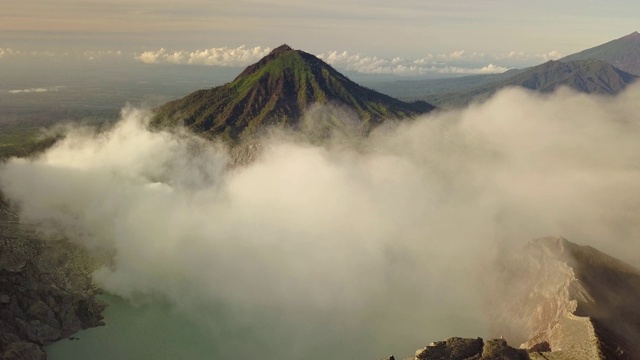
151, 44, 434, 142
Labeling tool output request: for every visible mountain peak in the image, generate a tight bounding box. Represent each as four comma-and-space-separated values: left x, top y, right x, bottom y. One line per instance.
233, 44, 301, 80
270, 44, 294, 55
628, 31, 640, 38
560, 32, 640, 75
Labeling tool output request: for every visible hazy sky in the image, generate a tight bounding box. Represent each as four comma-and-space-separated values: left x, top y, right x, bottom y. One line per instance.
2, 0, 639, 74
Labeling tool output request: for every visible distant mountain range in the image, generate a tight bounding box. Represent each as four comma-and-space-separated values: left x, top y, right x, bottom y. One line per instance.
152, 33, 640, 135
370, 31, 640, 108
152, 45, 434, 142
560, 31, 640, 75
423, 59, 637, 107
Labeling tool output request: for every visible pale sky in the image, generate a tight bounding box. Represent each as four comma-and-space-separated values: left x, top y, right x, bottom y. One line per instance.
2, 0, 639, 75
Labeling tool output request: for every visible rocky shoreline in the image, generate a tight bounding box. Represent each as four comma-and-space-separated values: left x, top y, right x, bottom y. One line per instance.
0, 195, 107, 360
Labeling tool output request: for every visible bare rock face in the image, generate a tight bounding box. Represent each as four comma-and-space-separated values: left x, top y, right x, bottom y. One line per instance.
1, 342, 46, 360
0, 194, 107, 360
228, 139, 264, 167
488, 236, 640, 359
386, 237, 640, 360
486, 237, 594, 345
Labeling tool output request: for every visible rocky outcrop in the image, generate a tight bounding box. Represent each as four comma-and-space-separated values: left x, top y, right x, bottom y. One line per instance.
385, 237, 640, 360
0, 194, 107, 360
485, 236, 640, 359
486, 237, 593, 346
228, 140, 263, 167
406, 337, 529, 360
489, 237, 640, 358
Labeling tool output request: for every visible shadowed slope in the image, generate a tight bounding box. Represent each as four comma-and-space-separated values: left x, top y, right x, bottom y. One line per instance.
560, 31, 640, 75
424, 59, 637, 108
505, 59, 637, 94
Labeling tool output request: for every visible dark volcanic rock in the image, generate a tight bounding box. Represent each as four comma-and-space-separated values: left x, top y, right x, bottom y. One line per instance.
0, 193, 107, 359
481, 339, 529, 360
1, 341, 46, 360
415, 337, 484, 359
412, 337, 528, 360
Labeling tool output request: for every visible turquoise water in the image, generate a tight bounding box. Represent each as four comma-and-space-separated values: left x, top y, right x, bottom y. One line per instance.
44, 294, 399, 360
46, 294, 486, 359
45, 295, 216, 360
44, 294, 374, 360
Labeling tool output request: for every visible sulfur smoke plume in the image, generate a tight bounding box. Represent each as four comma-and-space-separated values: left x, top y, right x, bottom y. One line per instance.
2, 84, 640, 358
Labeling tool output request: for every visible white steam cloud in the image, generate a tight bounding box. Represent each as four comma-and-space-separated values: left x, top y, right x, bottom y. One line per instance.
3, 85, 640, 358
136, 46, 272, 66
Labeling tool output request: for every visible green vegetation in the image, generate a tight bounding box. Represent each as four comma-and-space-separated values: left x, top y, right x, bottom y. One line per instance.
151, 45, 434, 142
0, 124, 60, 160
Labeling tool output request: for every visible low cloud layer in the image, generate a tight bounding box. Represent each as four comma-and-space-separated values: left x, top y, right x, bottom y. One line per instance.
82, 50, 123, 61
135, 46, 272, 66
2, 85, 640, 358
0, 48, 20, 59
317, 48, 562, 75
7, 86, 64, 94
317, 50, 511, 75
2, 45, 559, 75
133, 46, 519, 75
495, 49, 563, 62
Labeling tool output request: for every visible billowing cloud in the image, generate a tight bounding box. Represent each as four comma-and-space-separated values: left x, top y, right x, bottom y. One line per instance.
318, 50, 509, 75
3, 85, 640, 358
135, 45, 272, 66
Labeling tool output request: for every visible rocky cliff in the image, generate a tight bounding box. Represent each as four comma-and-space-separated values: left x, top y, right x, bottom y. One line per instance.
0, 193, 107, 360
385, 237, 640, 360
499, 237, 640, 358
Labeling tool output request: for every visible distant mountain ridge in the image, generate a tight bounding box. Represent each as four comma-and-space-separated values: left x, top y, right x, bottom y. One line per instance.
152, 44, 434, 142
418, 59, 637, 108
369, 31, 640, 109
560, 31, 640, 75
